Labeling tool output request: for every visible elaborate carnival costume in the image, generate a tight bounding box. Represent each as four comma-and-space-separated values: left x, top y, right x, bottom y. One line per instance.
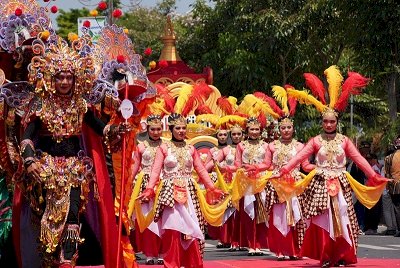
139, 113, 225, 268
128, 115, 163, 265
280, 66, 388, 266
255, 88, 314, 259
92, 24, 156, 267
1, 29, 123, 266
225, 117, 270, 255
197, 110, 247, 249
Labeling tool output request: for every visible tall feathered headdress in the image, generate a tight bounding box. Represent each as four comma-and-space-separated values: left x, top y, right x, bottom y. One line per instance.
287, 65, 370, 117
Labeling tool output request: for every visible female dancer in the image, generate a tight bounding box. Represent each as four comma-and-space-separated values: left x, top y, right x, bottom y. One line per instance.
131, 115, 164, 265
265, 116, 314, 260
277, 66, 387, 267
139, 113, 223, 268
224, 117, 269, 256
206, 124, 244, 250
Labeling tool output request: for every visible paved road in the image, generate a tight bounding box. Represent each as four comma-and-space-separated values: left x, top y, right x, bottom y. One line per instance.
201, 234, 400, 260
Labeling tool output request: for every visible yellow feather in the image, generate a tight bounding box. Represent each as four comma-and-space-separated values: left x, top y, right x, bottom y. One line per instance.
287, 88, 327, 113
174, 84, 193, 113
324, 65, 343, 108
227, 96, 238, 110
195, 114, 220, 126
272, 85, 289, 114
149, 98, 169, 115
238, 94, 280, 118
216, 115, 247, 129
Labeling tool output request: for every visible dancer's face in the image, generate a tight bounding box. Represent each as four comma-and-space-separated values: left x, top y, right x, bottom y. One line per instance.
216, 130, 228, 145
322, 114, 338, 133
55, 71, 74, 95
230, 128, 243, 144
247, 126, 261, 140
172, 124, 186, 141
148, 125, 162, 140
279, 123, 294, 140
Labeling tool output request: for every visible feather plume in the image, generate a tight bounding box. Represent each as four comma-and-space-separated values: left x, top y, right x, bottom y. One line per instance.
180, 82, 213, 116
217, 96, 235, 115
149, 98, 169, 116
334, 72, 370, 112
174, 84, 193, 114
284, 85, 298, 116
324, 65, 343, 108
271, 86, 289, 115
238, 94, 280, 118
156, 84, 175, 112
195, 114, 220, 126
288, 97, 298, 117
257, 113, 267, 129
227, 96, 238, 109
287, 88, 327, 113
195, 104, 213, 115
216, 115, 247, 129
303, 73, 327, 104
253, 91, 284, 118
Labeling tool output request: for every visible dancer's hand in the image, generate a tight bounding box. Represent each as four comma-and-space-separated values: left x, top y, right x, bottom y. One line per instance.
206, 188, 226, 205
137, 188, 155, 203
26, 162, 40, 180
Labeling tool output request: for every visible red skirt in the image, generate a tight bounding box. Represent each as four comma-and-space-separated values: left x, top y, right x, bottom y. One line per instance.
134, 220, 162, 257
267, 209, 300, 256
238, 198, 268, 249
161, 229, 203, 268
300, 222, 357, 265
207, 213, 235, 244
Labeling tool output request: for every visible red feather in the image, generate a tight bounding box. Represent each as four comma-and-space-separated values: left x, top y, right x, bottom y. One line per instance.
283, 85, 298, 117
233, 112, 249, 118
181, 81, 213, 116
288, 97, 298, 117
195, 104, 213, 115
217, 96, 234, 115
303, 73, 327, 104
257, 113, 267, 129
156, 84, 175, 112
335, 72, 370, 112
253, 91, 284, 117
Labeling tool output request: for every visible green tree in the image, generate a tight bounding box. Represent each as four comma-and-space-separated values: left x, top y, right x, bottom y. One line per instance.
56, 8, 89, 39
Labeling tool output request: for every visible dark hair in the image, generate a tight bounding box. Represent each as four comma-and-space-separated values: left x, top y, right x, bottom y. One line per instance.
359, 141, 371, 149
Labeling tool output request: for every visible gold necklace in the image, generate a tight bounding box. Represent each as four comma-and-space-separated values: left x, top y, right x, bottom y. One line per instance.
275, 139, 297, 167
40, 95, 87, 142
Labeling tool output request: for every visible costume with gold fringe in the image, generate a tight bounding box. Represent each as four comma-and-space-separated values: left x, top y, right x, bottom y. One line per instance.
281, 66, 387, 266
135, 111, 228, 268
0, 24, 124, 267
254, 87, 314, 257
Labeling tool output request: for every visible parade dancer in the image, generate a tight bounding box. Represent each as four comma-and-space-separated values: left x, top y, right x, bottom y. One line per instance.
130, 115, 164, 265
1, 32, 126, 267
139, 113, 224, 268
257, 88, 314, 260
277, 66, 388, 267
224, 117, 269, 256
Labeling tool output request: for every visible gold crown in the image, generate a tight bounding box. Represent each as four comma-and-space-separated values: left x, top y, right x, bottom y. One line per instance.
147, 116, 162, 126
230, 124, 243, 131
169, 116, 186, 126
246, 117, 261, 128
321, 107, 339, 118
29, 36, 95, 97
278, 117, 293, 127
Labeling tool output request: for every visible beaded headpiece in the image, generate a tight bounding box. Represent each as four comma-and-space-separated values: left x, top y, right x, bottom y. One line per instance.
246, 117, 261, 128
146, 114, 162, 126
0, 0, 54, 52
93, 24, 155, 104
168, 113, 186, 126
28, 35, 95, 97
286, 65, 370, 118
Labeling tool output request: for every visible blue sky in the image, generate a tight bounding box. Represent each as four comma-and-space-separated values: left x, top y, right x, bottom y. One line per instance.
53, 0, 196, 14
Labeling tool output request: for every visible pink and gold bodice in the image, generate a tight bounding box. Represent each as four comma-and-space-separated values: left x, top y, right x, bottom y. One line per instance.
241, 140, 267, 165
163, 141, 193, 178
